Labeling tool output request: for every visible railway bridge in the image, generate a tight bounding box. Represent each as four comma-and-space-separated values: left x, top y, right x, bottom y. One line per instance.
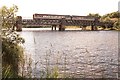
15, 14, 114, 31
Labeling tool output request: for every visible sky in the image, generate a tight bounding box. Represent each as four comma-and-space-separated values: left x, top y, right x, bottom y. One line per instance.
0, 0, 120, 19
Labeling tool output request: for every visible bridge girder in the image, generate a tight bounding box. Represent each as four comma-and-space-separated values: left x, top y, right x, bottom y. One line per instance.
21, 15, 114, 31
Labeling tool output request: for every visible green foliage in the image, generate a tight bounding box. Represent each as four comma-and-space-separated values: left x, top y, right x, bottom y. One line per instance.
0, 5, 18, 30
50, 66, 59, 78
101, 16, 112, 22
2, 31, 25, 44
1, 5, 25, 78
98, 11, 120, 30
87, 13, 101, 18
100, 11, 119, 22
113, 20, 120, 30
2, 32, 25, 78
2, 65, 13, 78
105, 11, 119, 18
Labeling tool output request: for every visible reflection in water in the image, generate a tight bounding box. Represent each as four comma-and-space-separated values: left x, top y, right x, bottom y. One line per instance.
18, 28, 118, 78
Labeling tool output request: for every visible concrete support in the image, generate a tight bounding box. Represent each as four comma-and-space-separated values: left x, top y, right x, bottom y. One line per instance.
55, 26, 56, 30
59, 25, 65, 31
16, 16, 22, 31
51, 26, 53, 30
59, 18, 65, 31
52, 25, 57, 31
91, 25, 94, 30
91, 25, 97, 31
16, 24, 22, 31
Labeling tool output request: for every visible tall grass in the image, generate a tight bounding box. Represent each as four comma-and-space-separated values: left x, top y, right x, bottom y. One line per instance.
2, 39, 24, 78
2, 31, 25, 79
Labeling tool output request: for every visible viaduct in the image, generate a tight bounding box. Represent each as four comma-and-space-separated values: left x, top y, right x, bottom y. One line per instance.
15, 14, 114, 31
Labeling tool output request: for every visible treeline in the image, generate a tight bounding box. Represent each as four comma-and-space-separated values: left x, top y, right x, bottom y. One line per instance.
88, 11, 120, 30
101, 11, 119, 18
88, 11, 119, 20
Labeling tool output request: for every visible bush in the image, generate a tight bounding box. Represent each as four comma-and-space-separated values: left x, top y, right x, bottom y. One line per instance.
2, 31, 25, 78
113, 21, 120, 30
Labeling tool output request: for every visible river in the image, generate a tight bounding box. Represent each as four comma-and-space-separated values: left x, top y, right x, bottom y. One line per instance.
18, 28, 119, 78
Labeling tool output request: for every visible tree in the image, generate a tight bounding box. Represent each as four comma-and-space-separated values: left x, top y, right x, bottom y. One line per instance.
87, 13, 101, 18
100, 11, 119, 22
113, 21, 120, 30
0, 5, 18, 30
1, 5, 25, 78
101, 16, 112, 22
108, 11, 119, 18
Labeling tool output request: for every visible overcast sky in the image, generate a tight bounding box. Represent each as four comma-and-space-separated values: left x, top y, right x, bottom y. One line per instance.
0, 0, 119, 19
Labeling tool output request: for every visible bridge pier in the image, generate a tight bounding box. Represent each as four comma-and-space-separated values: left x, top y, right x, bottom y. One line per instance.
91, 25, 97, 31
52, 26, 53, 30
55, 26, 56, 30
52, 25, 57, 30
58, 18, 66, 31
16, 16, 22, 31
59, 25, 65, 31
91, 25, 94, 30
94, 26, 98, 30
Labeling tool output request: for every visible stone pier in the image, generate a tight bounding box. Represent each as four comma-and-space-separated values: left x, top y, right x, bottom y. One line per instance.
59, 18, 65, 31
16, 16, 22, 31
59, 25, 65, 31
52, 25, 57, 30
91, 25, 97, 30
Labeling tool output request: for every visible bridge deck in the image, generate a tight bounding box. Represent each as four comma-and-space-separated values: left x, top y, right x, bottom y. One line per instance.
22, 14, 113, 28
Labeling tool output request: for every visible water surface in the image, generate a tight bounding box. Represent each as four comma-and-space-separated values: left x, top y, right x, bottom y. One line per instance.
19, 28, 118, 78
